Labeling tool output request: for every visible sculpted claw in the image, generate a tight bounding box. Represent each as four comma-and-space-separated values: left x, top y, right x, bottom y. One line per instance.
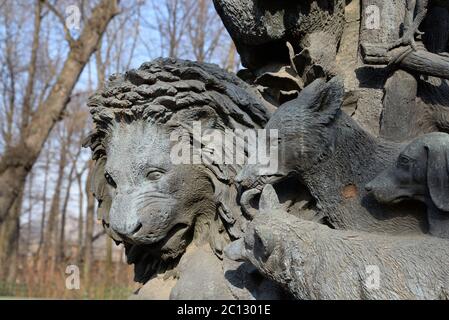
240, 188, 261, 218
387, 0, 428, 52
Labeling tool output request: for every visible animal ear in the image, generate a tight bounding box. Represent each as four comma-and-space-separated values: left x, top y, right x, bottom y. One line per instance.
259, 184, 281, 213
311, 76, 344, 124
426, 144, 449, 212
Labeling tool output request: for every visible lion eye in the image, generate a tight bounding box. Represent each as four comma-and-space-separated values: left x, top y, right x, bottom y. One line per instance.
104, 172, 117, 188
146, 170, 163, 181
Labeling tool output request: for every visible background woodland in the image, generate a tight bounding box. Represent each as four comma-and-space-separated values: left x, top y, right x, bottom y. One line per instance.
0, 0, 239, 298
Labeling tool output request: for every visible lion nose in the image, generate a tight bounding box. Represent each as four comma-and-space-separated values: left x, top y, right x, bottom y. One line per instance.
112, 221, 143, 238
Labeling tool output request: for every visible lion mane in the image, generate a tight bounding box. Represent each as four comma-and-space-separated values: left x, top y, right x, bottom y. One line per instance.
83, 58, 271, 283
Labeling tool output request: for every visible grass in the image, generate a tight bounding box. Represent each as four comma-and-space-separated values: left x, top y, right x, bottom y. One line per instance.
0, 257, 135, 299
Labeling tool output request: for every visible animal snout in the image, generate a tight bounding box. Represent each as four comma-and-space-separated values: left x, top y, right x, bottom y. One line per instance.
365, 183, 373, 192
109, 192, 144, 240
111, 220, 143, 239
365, 177, 383, 193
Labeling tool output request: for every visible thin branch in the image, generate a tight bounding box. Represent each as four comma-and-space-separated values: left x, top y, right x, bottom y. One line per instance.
42, 0, 76, 47
92, 230, 106, 242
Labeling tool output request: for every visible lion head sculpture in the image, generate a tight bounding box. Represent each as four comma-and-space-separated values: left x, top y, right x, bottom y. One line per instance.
83, 58, 272, 285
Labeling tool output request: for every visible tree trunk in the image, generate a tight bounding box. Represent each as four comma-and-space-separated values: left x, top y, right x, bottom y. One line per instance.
106, 236, 113, 277
0, 0, 119, 226
57, 164, 76, 263
83, 161, 95, 284
26, 171, 34, 253
37, 149, 50, 254
76, 172, 84, 263
0, 189, 23, 280
224, 42, 237, 73
41, 140, 68, 269
21, 0, 42, 132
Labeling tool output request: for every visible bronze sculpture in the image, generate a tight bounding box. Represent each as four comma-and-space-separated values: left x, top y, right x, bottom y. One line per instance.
85, 0, 449, 299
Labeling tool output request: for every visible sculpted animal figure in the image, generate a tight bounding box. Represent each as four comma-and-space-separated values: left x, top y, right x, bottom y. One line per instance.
237, 77, 427, 234
83, 58, 289, 300
388, 0, 429, 50
366, 132, 449, 238
226, 184, 449, 300
212, 0, 346, 71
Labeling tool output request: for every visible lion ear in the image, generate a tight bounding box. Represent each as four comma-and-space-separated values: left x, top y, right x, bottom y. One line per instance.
426, 144, 449, 212
90, 157, 122, 242
91, 159, 107, 193
91, 157, 112, 219
259, 184, 281, 213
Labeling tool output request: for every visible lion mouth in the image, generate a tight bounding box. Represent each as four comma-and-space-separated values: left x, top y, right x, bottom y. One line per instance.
391, 195, 410, 203
158, 223, 190, 247
126, 222, 192, 284
136, 222, 190, 246
372, 192, 411, 204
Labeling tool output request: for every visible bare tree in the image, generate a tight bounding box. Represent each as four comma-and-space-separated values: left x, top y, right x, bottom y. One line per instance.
0, 191, 22, 279
222, 42, 239, 73
145, 0, 237, 68
37, 144, 51, 254
0, 0, 119, 226
0, 0, 120, 278
26, 171, 34, 252
75, 162, 87, 263
148, 0, 194, 58
40, 124, 71, 269
21, 0, 42, 133
0, 0, 241, 295
83, 160, 95, 283
187, 0, 224, 63
57, 105, 88, 262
